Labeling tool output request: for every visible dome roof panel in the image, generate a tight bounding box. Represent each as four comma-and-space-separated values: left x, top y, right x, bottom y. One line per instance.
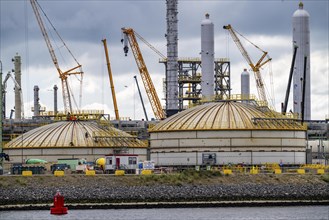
151, 102, 306, 132
5, 121, 147, 149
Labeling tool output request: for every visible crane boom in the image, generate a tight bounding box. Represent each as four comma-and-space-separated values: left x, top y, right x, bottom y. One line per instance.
102, 38, 120, 120
30, 0, 82, 113
223, 24, 271, 105
122, 27, 166, 120
133, 31, 167, 60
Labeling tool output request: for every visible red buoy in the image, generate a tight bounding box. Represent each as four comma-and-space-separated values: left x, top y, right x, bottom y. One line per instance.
50, 191, 68, 215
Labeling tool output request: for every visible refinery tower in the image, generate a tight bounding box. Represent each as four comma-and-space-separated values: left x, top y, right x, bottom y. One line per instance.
293, 2, 311, 120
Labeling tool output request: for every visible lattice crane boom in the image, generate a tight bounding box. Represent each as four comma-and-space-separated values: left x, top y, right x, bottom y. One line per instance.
121, 28, 165, 120
30, 0, 82, 113
102, 38, 120, 120
223, 24, 271, 105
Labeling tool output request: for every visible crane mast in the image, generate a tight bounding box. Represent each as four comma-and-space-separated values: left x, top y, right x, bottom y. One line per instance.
121, 28, 166, 120
223, 24, 271, 105
30, 0, 82, 114
102, 38, 120, 120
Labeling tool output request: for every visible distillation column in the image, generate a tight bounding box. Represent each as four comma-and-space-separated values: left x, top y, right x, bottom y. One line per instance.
166, 0, 179, 116
292, 2, 311, 120
241, 69, 250, 102
13, 54, 22, 120
201, 13, 214, 100
33, 85, 40, 116
54, 85, 58, 115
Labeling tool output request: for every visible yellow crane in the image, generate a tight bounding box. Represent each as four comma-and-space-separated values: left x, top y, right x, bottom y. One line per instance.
223, 24, 271, 105
121, 27, 166, 120
102, 38, 120, 120
30, 0, 83, 114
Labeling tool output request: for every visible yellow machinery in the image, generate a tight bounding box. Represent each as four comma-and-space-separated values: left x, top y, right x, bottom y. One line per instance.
102, 39, 120, 120
121, 28, 166, 120
30, 0, 83, 114
223, 24, 271, 106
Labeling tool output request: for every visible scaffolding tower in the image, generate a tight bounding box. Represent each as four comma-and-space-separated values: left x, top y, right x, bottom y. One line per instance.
161, 57, 230, 110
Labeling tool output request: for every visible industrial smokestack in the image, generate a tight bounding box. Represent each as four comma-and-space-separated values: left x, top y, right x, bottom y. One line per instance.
241, 69, 250, 102
54, 85, 58, 115
33, 85, 40, 116
201, 13, 214, 101
13, 53, 22, 120
166, 0, 179, 117
292, 2, 311, 119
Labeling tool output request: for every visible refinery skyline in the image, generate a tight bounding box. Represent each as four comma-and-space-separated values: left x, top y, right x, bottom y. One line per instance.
0, 0, 328, 120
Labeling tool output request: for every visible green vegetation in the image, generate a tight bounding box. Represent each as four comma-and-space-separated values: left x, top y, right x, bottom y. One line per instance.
14, 177, 27, 186
320, 174, 329, 183
138, 169, 222, 185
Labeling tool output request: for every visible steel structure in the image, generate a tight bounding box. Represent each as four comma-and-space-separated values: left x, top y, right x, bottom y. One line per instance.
134, 75, 148, 121
160, 58, 230, 110
165, 0, 179, 116
223, 24, 271, 106
30, 0, 83, 114
122, 27, 165, 120
102, 39, 119, 120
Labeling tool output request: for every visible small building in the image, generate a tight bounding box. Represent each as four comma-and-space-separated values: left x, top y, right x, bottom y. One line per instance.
105, 154, 139, 174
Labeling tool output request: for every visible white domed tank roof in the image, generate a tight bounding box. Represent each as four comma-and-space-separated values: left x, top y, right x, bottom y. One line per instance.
150, 102, 305, 132
5, 121, 146, 149
293, 2, 310, 17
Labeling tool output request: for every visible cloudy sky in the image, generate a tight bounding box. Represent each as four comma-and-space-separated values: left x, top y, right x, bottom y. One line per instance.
0, 0, 328, 120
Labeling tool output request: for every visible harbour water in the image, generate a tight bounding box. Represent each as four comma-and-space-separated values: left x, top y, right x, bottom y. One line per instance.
0, 206, 328, 220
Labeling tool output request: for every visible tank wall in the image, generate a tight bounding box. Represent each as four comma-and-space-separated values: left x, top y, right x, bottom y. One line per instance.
150, 130, 306, 165
3, 147, 147, 164
151, 151, 306, 166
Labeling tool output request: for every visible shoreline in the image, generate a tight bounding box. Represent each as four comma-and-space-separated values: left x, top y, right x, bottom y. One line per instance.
1, 200, 329, 211
1, 173, 328, 211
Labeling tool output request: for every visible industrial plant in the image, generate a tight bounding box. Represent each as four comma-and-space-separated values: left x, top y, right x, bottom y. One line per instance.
0, 0, 328, 175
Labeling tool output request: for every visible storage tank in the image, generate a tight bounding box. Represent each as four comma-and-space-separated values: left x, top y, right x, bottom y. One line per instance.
201, 13, 214, 100
241, 69, 250, 101
149, 102, 307, 166
292, 2, 311, 120
4, 121, 147, 163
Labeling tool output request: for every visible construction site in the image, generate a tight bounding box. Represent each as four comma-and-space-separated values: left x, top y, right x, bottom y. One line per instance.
0, 0, 328, 175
